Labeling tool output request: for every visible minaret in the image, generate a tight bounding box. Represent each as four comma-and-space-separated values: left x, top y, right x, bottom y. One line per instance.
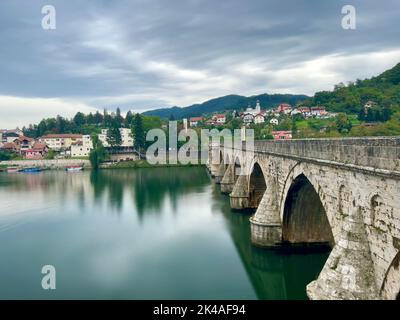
256, 100, 261, 113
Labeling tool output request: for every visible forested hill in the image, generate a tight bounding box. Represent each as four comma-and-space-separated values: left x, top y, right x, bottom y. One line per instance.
304, 62, 400, 115
142, 93, 309, 119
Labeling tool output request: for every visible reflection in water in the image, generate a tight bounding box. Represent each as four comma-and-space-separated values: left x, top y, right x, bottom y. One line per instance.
209, 181, 329, 300
0, 167, 328, 299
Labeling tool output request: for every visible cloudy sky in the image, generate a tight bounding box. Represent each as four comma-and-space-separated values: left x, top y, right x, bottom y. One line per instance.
0, 0, 399, 128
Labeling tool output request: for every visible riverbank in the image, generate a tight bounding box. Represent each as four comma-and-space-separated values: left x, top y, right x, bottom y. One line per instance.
0, 159, 204, 171
0, 159, 91, 170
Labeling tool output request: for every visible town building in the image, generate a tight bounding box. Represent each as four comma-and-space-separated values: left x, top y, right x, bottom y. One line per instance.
213, 114, 226, 125
272, 130, 292, 140
13, 136, 35, 155
364, 101, 377, 109
254, 114, 265, 124
71, 135, 93, 157
39, 134, 83, 151
25, 143, 49, 160
244, 100, 262, 116
1, 142, 18, 153
298, 107, 311, 117
269, 118, 279, 125
310, 106, 328, 117
242, 113, 255, 124
189, 117, 203, 127
98, 128, 134, 148
276, 104, 292, 114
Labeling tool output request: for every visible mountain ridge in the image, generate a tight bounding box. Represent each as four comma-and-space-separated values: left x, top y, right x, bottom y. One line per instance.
142, 93, 309, 119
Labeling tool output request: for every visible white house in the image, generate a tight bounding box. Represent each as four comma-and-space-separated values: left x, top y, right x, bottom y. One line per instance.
270, 118, 279, 125
254, 114, 265, 124
213, 114, 226, 124
189, 117, 203, 127
242, 113, 254, 124
71, 135, 93, 157
39, 134, 83, 151
98, 128, 134, 148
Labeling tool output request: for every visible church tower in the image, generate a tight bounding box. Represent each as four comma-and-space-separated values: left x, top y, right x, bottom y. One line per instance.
255, 100, 261, 113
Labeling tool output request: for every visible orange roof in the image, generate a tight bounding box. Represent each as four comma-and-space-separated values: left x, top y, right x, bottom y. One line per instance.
190, 117, 203, 122
15, 136, 34, 142
2, 142, 17, 149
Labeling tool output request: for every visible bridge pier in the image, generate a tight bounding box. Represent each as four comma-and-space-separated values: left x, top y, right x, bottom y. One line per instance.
220, 164, 235, 194
230, 175, 251, 210
306, 208, 379, 300
214, 163, 226, 184
250, 180, 282, 247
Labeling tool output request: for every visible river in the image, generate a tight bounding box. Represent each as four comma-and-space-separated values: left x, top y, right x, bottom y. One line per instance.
0, 167, 329, 299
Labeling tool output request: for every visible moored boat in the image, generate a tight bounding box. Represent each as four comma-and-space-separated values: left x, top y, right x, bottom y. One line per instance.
66, 165, 84, 172
7, 167, 20, 173
20, 167, 42, 173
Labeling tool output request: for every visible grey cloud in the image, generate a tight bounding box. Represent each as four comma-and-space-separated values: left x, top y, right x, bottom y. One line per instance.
0, 0, 399, 117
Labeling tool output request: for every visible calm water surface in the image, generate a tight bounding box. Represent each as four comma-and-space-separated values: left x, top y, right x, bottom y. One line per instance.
0, 167, 328, 299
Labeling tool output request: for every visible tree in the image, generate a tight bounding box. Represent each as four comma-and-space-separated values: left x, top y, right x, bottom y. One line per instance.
89, 135, 108, 170
73, 112, 86, 127
132, 114, 146, 155
0, 150, 11, 161
37, 120, 48, 137
291, 119, 298, 135
115, 107, 124, 127
56, 115, 67, 133
45, 149, 56, 160
336, 113, 352, 133
94, 111, 103, 125
125, 111, 134, 127
106, 120, 122, 150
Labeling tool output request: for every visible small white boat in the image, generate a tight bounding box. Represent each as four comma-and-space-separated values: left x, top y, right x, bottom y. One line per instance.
66, 165, 84, 172
7, 167, 19, 173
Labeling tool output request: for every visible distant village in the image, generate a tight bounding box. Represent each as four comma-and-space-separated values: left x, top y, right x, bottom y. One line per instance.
187, 101, 337, 140
0, 128, 133, 160
0, 101, 339, 160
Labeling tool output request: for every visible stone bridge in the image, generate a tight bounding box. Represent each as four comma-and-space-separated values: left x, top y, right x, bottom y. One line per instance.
207, 137, 400, 300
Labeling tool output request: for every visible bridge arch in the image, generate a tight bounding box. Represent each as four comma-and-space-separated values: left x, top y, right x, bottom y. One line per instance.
248, 161, 267, 209
380, 251, 400, 300
281, 173, 334, 246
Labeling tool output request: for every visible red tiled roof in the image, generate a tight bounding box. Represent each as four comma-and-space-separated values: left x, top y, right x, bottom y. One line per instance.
15, 136, 34, 142
2, 142, 17, 149
190, 117, 203, 122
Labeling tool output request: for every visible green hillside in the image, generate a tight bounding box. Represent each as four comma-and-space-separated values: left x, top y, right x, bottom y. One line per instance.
304, 63, 400, 117
142, 93, 309, 119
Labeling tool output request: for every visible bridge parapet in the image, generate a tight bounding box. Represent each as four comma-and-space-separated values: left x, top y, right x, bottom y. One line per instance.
252, 137, 400, 173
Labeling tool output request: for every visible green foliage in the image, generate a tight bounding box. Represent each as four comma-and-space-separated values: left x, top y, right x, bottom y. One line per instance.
304, 63, 400, 117
106, 119, 122, 149
89, 135, 108, 170
45, 149, 56, 160
336, 113, 352, 133
0, 150, 11, 161
132, 114, 146, 152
